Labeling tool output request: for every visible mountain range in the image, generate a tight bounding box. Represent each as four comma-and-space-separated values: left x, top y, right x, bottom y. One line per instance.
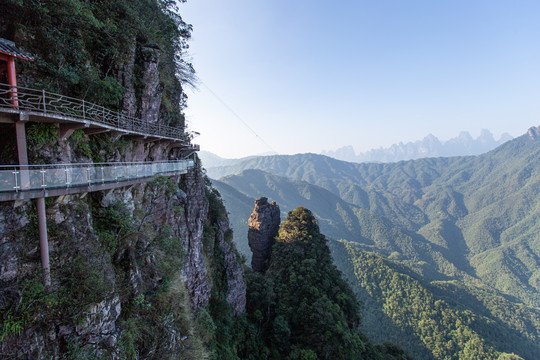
321, 129, 513, 163
205, 126, 540, 359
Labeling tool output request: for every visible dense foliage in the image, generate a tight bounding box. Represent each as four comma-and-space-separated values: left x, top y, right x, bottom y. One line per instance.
1, 0, 193, 127
243, 206, 411, 360
332, 242, 538, 360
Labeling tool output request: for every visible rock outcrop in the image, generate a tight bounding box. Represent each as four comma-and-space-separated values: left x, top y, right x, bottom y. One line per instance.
217, 219, 246, 315
248, 197, 280, 272
140, 45, 163, 124
118, 37, 137, 118
180, 167, 212, 309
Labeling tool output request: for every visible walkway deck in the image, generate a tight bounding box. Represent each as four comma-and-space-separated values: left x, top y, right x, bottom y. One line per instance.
0, 81, 200, 286
0, 160, 194, 201
0, 82, 187, 142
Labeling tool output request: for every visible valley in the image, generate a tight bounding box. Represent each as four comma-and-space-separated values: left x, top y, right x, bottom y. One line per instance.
208, 128, 540, 359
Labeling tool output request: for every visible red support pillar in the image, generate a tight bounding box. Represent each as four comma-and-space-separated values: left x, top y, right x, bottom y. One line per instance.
6, 56, 18, 107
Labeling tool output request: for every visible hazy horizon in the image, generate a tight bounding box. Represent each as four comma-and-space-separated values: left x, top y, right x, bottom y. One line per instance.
200, 128, 513, 160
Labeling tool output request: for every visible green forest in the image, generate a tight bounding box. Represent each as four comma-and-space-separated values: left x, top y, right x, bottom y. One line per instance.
239, 206, 411, 360
211, 133, 540, 359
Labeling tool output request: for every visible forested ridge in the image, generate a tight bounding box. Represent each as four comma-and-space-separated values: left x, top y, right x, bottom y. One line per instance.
211, 129, 540, 359
331, 241, 537, 360
242, 206, 412, 359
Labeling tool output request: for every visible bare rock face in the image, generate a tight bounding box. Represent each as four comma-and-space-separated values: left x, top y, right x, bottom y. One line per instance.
140, 45, 163, 124
217, 219, 246, 315
248, 197, 280, 272
118, 37, 137, 118
180, 167, 212, 309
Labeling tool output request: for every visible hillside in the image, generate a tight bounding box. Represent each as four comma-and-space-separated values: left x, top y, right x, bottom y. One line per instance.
332, 241, 539, 360
209, 129, 540, 307
215, 170, 465, 272
209, 128, 540, 359
243, 206, 412, 360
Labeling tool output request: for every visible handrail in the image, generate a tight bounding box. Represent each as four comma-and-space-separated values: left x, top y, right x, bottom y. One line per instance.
0, 83, 187, 141
0, 159, 193, 169
0, 159, 195, 193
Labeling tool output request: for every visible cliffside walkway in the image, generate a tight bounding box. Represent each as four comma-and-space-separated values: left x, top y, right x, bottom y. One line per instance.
0, 159, 194, 202
0, 82, 188, 141
0, 82, 199, 286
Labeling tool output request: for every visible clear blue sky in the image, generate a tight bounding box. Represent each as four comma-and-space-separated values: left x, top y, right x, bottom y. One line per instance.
180, 0, 540, 158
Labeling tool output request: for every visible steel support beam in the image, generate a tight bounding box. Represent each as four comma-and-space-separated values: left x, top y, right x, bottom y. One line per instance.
59, 123, 88, 140
15, 119, 30, 189
84, 127, 111, 135
15, 121, 28, 166
36, 197, 51, 287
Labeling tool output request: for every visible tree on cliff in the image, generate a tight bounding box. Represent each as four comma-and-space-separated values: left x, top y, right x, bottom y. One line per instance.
244, 206, 411, 360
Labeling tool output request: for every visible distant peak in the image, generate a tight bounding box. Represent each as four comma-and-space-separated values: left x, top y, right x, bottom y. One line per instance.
527, 126, 540, 140
457, 131, 473, 140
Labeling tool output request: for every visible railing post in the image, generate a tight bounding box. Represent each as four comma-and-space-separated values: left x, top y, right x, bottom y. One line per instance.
82, 100, 85, 120
101, 166, 104, 184
40, 168, 46, 189
114, 166, 117, 182
86, 167, 91, 186
13, 169, 19, 192
65, 166, 70, 188
42, 89, 47, 113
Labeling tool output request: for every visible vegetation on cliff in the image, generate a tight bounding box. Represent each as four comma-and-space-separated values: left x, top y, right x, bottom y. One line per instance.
2, 0, 194, 127
243, 206, 411, 360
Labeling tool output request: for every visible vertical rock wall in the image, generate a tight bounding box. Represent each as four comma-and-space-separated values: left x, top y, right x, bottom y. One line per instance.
179, 167, 212, 309
140, 45, 163, 124
217, 219, 246, 315
248, 197, 281, 272
118, 37, 137, 118
0, 162, 246, 359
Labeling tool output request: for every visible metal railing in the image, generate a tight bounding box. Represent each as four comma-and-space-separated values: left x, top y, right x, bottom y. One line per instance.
0, 160, 194, 193
0, 83, 186, 140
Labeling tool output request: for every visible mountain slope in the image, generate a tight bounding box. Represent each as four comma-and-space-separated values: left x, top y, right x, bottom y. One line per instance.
214, 169, 540, 359
208, 129, 540, 307
206, 128, 540, 359
214, 170, 459, 272
332, 241, 539, 360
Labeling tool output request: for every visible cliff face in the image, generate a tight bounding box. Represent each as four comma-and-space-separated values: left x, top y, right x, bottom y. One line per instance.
0, 159, 246, 359
0, 36, 245, 360
0, 2, 248, 359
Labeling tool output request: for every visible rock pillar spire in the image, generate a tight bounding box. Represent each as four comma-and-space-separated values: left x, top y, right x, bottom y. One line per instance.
248, 197, 280, 272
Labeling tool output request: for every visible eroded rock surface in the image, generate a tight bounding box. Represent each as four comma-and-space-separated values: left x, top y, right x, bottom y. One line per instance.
248, 197, 280, 272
